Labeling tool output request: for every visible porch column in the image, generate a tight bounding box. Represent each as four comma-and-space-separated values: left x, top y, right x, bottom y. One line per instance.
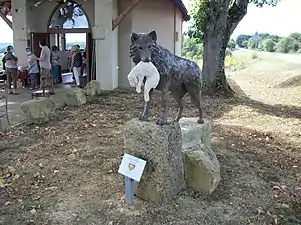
94, 0, 118, 90
11, 0, 28, 65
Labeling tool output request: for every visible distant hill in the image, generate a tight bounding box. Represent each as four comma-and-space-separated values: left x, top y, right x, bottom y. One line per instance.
0, 43, 13, 53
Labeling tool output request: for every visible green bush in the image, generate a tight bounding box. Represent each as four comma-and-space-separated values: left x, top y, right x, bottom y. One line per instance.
228, 39, 236, 50
225, 48, 232, 57
247, 38, 256, 49
242, 40, 248, 48
262, 38, 276, 52
275, 37, 299, 53
182, 36, 203, 60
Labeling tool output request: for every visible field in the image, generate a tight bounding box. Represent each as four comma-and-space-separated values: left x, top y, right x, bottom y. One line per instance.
0, 50, 300, 225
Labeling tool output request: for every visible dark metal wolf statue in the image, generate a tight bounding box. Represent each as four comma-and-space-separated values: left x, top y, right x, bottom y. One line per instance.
129, 30, 204, 125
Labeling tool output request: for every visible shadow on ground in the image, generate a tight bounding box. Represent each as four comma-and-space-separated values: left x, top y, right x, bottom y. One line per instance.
0, 87, 300, 224
199, 78, 301, 120
276, 74, 301, 88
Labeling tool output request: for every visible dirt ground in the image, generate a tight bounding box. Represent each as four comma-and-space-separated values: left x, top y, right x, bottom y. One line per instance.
0, 52, 301, 225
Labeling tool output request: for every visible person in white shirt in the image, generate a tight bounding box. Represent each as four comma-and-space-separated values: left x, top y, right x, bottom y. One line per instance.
38, 41, 54, 94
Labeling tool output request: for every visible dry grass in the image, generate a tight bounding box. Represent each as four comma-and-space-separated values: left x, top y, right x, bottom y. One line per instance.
0, 51, 300, 225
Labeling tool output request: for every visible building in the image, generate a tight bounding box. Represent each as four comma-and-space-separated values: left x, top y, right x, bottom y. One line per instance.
0, 0, 189, 90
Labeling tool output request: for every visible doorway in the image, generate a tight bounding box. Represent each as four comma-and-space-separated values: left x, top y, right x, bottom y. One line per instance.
30, 0, 94, 84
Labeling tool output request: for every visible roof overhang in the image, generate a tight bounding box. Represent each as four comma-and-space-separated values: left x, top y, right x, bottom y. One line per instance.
173, 0, 190, 21
0, 0, 190, 21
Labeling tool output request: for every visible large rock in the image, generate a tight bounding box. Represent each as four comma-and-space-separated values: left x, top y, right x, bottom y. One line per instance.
21, 98, 56, 124
85, 80, 101, 97
124, 119, 185, 204
179, 118, 221, 194
65, 88, 87, 106
50, 91, 67, 109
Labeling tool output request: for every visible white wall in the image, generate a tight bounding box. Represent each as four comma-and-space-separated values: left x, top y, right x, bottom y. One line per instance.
118, 0, 184, 88
132, 0, 175, 53
118, 0, 133, 88
175, 8, 183, 56
11, 0, 28, 65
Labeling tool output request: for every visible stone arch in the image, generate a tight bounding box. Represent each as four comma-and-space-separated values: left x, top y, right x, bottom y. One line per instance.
48, 0, 91, 31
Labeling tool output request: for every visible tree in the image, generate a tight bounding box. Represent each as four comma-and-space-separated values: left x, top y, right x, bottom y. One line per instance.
182, 36, 203, 60
236, 34, 252, 47
262, 38, 276, 52
228, 39, 237, 50
276, 37, 299, 53
242, 40, 248, 48
247, 38, 256, 50
288, 33, 301, 42
187, 0, 279, 96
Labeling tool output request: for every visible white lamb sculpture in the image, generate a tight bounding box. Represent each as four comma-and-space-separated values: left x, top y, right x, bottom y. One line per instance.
127, 61, 160, 102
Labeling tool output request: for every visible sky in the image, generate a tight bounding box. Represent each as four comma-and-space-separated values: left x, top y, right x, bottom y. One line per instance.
0, 0, 300, 43
182, 0, 301, 38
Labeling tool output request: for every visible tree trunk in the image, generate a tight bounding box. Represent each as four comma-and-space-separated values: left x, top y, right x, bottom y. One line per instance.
202, 32, 233, 96
202, 0, 249, 96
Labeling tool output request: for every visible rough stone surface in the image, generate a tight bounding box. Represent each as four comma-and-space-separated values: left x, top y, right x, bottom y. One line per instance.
65, 88, 87, 106
21, 98, 56, 125
124, 118, 185, 204
50, 92, 67, 109
85, 80, 101, 97
179, 117, 221, 194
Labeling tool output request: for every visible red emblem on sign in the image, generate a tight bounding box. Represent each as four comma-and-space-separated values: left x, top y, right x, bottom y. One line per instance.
128, 163, 136, 171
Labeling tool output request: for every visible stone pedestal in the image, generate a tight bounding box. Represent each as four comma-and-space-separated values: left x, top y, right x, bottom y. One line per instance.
179, 118, 221, 194
124, 119, 185, 204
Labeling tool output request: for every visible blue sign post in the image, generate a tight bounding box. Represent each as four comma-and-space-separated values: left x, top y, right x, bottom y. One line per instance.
125, 177, 135, 206
118, 153, 147, 206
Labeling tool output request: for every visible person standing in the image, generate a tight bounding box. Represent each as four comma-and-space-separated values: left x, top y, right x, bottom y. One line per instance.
38, 41, 54, 94
51, 45, 60, 84
70, 45, 82, 87
3, 45, 18, 94
25, 47, 39, 90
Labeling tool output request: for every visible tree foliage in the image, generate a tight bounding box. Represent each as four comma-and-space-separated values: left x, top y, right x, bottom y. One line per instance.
187, 0, 279, 43
262, 38, 276, 52
186, 0, 280, 95
236, 34, 252, 47
276, 37, 299, 53
288, 33, 301, 42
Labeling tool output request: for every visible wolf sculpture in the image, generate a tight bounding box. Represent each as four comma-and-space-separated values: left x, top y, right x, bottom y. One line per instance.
129, 30, 204, 125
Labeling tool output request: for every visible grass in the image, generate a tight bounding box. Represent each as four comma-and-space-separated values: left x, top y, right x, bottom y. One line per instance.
0, 50, 301, 224
191, 49, 260, 71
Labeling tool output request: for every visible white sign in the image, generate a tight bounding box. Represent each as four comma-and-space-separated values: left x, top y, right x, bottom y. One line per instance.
118, 153, 147, 182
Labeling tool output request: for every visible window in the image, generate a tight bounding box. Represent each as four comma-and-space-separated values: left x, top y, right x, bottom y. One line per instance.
49, 1, 89, 29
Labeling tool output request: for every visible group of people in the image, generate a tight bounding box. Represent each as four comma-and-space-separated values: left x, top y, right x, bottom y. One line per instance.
2, 42, 85, 95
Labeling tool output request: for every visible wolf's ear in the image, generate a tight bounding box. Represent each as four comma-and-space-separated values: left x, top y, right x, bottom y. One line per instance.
148, 30, 157, 41
131, 33, 140, 43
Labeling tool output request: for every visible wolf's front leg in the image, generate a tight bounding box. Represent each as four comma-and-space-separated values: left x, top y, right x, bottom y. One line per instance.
139, 88, 153, 121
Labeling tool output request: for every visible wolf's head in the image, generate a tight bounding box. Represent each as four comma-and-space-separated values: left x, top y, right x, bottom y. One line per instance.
130, 31, 157, 63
